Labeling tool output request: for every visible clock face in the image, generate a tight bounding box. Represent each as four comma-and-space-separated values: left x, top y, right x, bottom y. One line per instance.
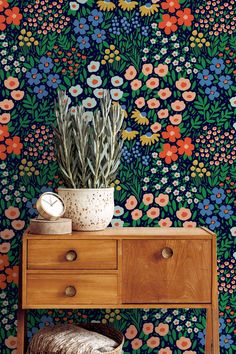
39, 192, 65, 218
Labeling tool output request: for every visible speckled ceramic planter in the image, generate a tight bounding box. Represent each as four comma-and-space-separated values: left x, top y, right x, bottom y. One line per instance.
58, 188, 114, 231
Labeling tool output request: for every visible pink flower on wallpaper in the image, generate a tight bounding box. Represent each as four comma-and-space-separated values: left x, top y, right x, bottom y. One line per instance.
143, 322, 154, 335
125, 325, 138, 339
131, 338, 142, 349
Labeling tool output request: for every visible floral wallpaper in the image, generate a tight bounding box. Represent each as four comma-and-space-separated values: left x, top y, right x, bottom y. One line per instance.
0, 0, 236, 353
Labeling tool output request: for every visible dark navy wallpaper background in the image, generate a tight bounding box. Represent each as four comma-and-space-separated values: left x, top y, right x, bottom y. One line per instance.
0, 0, 235, 352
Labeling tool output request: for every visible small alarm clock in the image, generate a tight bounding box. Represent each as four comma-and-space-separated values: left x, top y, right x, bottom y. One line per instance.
36, 192, 65, 220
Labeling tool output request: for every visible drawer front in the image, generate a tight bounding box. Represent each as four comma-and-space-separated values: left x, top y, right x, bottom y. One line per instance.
122, 239, 211, 304
26, 274, 118, 307
28, 240, 117, 270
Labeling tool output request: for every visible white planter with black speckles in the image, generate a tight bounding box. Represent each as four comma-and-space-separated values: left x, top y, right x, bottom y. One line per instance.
58, 188, 114, 231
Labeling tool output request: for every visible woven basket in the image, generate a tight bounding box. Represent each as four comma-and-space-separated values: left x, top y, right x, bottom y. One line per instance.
27, 323, 124, 354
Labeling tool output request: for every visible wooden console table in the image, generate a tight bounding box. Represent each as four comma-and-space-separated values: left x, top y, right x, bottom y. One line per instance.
18, 227, 219, 353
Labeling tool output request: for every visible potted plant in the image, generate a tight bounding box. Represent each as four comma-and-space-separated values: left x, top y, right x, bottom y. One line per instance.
53, 90, 124, 231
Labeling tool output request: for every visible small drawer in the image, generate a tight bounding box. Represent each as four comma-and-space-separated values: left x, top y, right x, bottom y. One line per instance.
26, 274, 118, 307
122, 239, 211, 304
27, 240, 117, 270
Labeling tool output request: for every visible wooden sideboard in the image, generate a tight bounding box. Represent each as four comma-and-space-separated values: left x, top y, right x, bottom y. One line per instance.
18, 227, 219, 353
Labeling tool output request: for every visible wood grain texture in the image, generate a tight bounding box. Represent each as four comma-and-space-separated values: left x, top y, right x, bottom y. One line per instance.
122, 239, 212, 303
26, 274, 118, 307
28, 239, 117, 270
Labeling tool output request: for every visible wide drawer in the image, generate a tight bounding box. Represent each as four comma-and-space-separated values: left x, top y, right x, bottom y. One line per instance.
27, 240, 117, 270
122, 239, 211, 303
26, 274, 118, 307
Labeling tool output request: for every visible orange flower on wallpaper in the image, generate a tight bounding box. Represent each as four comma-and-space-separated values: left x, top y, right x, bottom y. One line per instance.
0, 0, 9, 12
175, 78, 191, 91
131, 338, 142, 350
169, 114, 182, 125
176, 207, 192, 221
0, 99, 14, 110
143, 193, 154, 205
6, 136, 23, 154
124, 65, 137, 80
147, 207, 160, 219
155, 194, 169, 207
159, 143, 178, 164
0, 124, 9, 141
0, 14, 6, 30
176, 8, 194, 26
11, 90, 24, 100
182, 91, 196, 101
158, 14, 178, 35
4, 77, 20, 90
125, 195, 138, 210
158, 109, 169, 119
162, 125, 181, 142
154, 64, 169, 77
11, 219, 25, 230
158, 88, 172, 100
0, 144, 7, 160
4, 206, 20, 220
159, 218, 172, 227
0, 229, 15, 240
155, 323, 169, 336
125, 325, 138, 339
143, 322, 154, 335
176, 337, 192, 350
183, 221, 197, 228
161, 0, 180, 13
6, 265, 19, 285
142, 63, 153, 76
0, 242, 11, 253
0, 255, 9, 270
147, 98, 160, 109
131, 209, 142, 220
131, 79, 142, 91
0, 113, 11, 124
151, 122, 162, 133
177, 137, 194, 156
146, 77, 159, 89
171, 100, 186, 112
0, 274, 7, 289
158, 347, 173, 354
5, 336, 17, 349
5, 7, 23, 25
135, 97, 145, 108
147, 336, 160, 348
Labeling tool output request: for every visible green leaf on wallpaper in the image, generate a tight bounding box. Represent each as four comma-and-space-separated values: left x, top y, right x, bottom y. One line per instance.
63, 77, 71, 86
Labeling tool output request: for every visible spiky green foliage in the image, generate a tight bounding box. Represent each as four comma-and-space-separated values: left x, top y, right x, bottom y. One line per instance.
53, 90, 124, 188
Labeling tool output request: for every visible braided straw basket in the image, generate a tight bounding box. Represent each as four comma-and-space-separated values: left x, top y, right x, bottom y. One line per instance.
27, 323, 124, 354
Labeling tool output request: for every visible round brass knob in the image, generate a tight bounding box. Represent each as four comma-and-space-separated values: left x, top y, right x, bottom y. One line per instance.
65, 285, 77, 297
65, 250, 77, 262
161, 247, 173, 259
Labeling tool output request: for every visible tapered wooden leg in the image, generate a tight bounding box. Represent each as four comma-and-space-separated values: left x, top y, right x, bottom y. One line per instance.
17, 308, 27, 354
212, 304, 220, 354
205, 307, 212, 354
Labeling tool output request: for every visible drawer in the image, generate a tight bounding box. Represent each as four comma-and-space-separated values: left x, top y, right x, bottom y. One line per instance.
26, 274, 118, 307
122, 239, 211, 304
27, 240, 117, 270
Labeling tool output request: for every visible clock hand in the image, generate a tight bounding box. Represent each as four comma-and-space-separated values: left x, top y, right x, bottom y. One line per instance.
51, 200, 58, 206
42, 199, 52, 206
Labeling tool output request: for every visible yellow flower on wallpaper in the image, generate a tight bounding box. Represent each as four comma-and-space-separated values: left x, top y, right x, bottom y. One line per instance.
97, 0, 116, 11
139, 3, 159, 16
131, 109, 149, 125
122, 127, 139, 140
118, 0, 138, 11
140, 132, 160, 146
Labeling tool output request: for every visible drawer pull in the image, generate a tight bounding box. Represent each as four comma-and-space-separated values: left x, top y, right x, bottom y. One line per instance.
161, 247, 173, 259
65, 250, 77, 262
65, 285, 77, 297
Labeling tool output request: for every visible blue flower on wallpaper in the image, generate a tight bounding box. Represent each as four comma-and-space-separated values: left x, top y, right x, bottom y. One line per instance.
92, 29, 106, 43
197, 69, 214, 86
210, 58, 225, 74
26, 68, 42, 86
206, 216, 220, 230
220, 334, 233, 349
219, 205, 233, 220
34, 85, 48, 99
210, 188, 226, 204
198, 329, 206, 345
198, 199, 214, 216
77, 36, 90, 49
74, 18, 89, 35
38, 57, 54, 73
205, 86, 220, 100
218, 75, 233, 90
47, 74, 61, 89
219, 318, 226, 334
26, 198, 38, 216
88, 10, 103, 26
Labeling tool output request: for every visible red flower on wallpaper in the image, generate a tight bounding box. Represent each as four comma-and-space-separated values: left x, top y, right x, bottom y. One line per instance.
0, 144, 7, 160
0, 274, 7, 290
161, 0, 180, 13
0, 14, 6, 30
159, 143, 178, 164
177, 137, 195, 156
159, 14, 178, 35
0, 0, 9, 12
5, 265, 19, 285
162, 125, 181, 143
176, 8, 194, 27
5, 136, 23, 154
5, 7, 22, 25
0, 124, 9, 141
